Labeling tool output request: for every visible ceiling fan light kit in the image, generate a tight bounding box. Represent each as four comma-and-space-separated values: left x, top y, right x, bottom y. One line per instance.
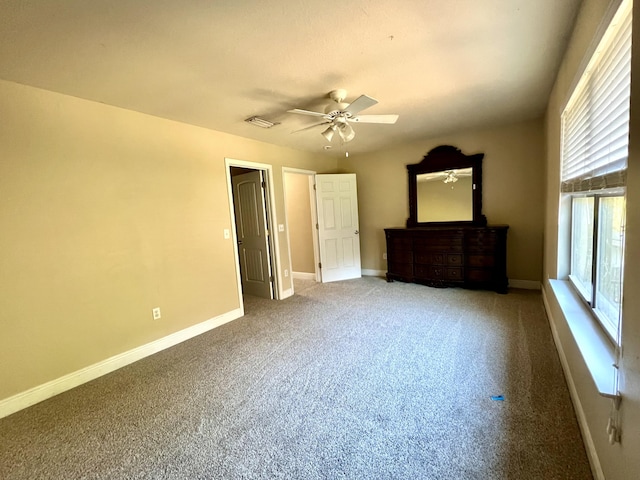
288, 89, 398, 144
337, 121, 355, 142
321, 125, 336, 142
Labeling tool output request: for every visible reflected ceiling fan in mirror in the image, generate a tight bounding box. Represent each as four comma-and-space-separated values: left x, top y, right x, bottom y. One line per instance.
288, 89, 399, 143
419, 168, 473, 184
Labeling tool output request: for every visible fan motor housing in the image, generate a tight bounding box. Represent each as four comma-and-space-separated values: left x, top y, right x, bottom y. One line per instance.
329, 89, 348, 103
325, 102, 350, 118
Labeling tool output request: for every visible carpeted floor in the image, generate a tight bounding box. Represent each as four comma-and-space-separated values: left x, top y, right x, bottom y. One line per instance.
0, 277, 592, 479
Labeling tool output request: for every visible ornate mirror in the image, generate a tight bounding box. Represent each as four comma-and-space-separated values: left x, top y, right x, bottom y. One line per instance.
407, 145, 486, 227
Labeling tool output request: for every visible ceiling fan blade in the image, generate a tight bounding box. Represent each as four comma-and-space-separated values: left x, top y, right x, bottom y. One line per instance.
287, 108, 327, 118
350, 114, 399, 124
291, 121, 330, 133
344, 95, 378, 115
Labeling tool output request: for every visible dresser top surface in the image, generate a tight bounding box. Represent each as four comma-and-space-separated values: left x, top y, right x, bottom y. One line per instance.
385, 225, 509, 232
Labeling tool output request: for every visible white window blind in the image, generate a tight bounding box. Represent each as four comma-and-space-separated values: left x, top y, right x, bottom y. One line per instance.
561, 0, 632, 192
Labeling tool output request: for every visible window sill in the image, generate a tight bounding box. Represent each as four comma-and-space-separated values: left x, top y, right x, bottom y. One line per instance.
548, 279, 619, 400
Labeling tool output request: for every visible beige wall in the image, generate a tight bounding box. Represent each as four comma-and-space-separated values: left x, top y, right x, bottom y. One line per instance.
284, 172, 316, 274
340, 118, 545, 283
0, 79, 335, 403
544, 0, 640, 478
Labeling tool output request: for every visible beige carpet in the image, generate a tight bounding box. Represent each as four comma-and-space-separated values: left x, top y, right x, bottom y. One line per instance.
0, 277, 592, 479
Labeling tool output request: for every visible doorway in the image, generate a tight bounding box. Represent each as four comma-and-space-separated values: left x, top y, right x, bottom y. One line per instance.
226, 159, 281, 307
283, 168, 320, 284
284, 170, 362, 285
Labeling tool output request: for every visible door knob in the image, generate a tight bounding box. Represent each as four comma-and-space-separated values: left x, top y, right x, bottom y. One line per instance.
355, 230, 359, 235
238, 240, 243, 245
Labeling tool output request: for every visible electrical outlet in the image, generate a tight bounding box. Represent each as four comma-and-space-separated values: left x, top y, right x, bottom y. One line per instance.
152, 307, 161, 320
278, 224, 285, 232
383, 253, 387, 260
284, 269, 289, 277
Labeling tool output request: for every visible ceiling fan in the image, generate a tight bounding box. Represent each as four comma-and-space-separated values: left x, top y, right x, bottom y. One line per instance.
288, 89, 399, 143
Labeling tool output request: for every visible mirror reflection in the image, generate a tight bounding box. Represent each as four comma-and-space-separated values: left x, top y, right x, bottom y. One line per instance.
416, 168, 473, 222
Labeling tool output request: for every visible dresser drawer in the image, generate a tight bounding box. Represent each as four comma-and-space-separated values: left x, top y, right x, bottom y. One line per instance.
466, 231, 497, 245
466, 268, 494, 283
414, 234, 463, 250
415, 252, 463, 265
415, 252, 444, 264
447, 254, 463, 266
467, 254, 495, 267
415, 264, 444, 279
388, 261, 414, 277
390, 250, 413, 263
446, 267, 463, 281
415, 264, 463, 281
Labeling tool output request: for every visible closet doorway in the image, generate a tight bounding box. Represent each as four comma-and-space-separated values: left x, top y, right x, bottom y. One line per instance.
283, 168, 320, 284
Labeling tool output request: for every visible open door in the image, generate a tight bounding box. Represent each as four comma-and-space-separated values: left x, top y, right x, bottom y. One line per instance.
232, 170, 273, 298
315, 173, 362, 283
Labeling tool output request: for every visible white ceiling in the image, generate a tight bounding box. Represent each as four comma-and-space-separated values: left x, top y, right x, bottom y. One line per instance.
0, 0, 582, 157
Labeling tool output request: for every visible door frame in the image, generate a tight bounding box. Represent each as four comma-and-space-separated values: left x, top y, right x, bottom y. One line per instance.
225, 158, 282, 307
282, 167, 321, 284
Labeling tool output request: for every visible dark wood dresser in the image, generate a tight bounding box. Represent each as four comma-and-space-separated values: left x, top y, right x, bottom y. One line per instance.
385, 225, 509, 293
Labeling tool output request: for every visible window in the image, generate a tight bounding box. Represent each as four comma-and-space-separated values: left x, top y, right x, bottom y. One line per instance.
561, 0, 631, 343
568, 193, 625, 339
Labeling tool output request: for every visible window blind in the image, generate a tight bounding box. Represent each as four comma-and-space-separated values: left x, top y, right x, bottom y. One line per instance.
561, 0, 632, 193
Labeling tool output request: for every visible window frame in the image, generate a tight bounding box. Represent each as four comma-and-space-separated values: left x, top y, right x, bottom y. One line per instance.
566, 189, 625, 343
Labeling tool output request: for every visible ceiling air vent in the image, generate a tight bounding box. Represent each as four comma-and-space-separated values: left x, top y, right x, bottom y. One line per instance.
245, 116, 279, 128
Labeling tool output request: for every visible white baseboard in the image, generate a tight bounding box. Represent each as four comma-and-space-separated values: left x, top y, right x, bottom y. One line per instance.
280, 288, 293, 299
509, 279, 541, 290
292, 272, 315, 280
0, 308, 243, 420
361, 269, 386, 277
542, 288, 604, 480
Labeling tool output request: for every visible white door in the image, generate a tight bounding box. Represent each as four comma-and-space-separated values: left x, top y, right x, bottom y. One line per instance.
315, 173, 361, 283
232, 170, 273, 298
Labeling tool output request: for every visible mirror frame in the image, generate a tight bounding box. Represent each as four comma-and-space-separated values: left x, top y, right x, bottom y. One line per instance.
407, 145, 487, 227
